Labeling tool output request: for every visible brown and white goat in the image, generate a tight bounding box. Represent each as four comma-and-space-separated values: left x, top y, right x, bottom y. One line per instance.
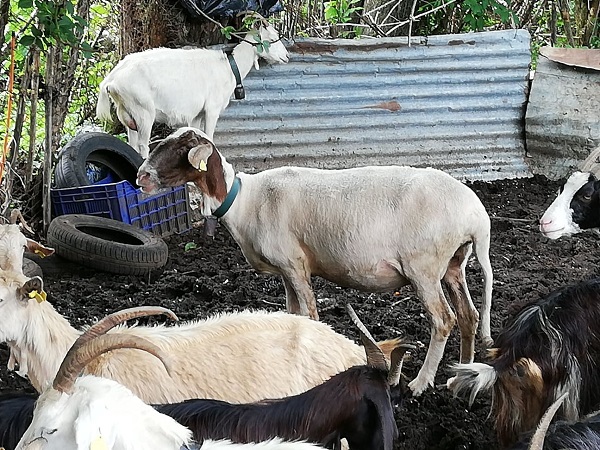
136, 127, 494, 396
448, 277, 600, 447
0, 270, 399, 404
157, 305, 412, 450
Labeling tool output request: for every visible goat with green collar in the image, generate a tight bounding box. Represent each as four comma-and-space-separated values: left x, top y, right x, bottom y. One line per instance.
96, 21, 288, 159
136, 126, 494, 397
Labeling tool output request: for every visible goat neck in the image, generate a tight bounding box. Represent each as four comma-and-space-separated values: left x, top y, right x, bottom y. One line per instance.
231, 39, 260, 78
14, 301, 79, 392
198, 149, 237, 219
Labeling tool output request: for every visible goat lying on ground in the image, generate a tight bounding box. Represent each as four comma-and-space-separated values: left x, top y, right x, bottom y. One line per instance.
2, 306, 409, 450
511, 393, 600, 450
157, 304, 412, 450
448, 277, 600, 447
0, 393, 36, 450
136, 127, 494, 396
539, 146, 600, 239
0, 271, 398, 403
15, 314, 325, 450
96, 20, 288, 158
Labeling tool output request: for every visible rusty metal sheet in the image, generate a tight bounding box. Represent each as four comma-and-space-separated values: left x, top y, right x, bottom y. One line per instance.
215, 29, 532, 181
539, 47, 600, 71
525, 52, 600, 180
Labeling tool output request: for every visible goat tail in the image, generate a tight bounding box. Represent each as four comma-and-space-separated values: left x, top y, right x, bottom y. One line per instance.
447, 362, 497, 406
96, 81, 113, 123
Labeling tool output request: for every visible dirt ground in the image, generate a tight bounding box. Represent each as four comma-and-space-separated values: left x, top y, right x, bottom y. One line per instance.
2, 174, 599, 450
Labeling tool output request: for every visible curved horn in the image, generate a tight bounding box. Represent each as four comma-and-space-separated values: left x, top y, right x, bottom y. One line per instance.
346, 304, 387, 371
79, 306, 178, 345
579, 145, 600, 176
53, 333, 172, 393
528, 392, 568, 450
387, 342, 416, 386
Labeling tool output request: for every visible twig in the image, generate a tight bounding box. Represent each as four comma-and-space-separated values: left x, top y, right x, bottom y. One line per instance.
491, 216, 533, 223
261, 299, 282, 307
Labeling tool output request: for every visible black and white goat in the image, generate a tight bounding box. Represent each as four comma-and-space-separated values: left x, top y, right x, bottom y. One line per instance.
0, 392, 36, 450
511, 393, 600, 450
157, 305, 412, 450
448, 277, 600, 447
96, 19, 288, 158
540, 146, 600, 239
14, 310, 326, 450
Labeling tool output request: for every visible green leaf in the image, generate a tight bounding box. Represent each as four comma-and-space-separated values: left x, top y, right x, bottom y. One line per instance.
220, 26, 235, 40
19, 35, 35, 47
18, 0, 33, 9
184, 242, 198, 252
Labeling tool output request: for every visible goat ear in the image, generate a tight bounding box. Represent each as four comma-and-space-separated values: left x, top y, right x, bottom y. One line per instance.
75, 401, 115, 450
26, 239, 55, 257
188, 143, 215, 171
19, 276, 44, 300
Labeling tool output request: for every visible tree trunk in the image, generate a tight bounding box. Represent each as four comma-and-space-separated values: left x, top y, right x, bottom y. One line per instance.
120, 0, 225, 56
0, 0, 9, 60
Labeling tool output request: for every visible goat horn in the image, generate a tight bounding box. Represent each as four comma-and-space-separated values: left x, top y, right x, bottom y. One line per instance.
53, 333, 172, 394
346, 304, 387, 371
579, 145, 600, 177
79, 306, 178, 345
9, 209, 34, 235
387, 342, 416, 386
528, 392, 569, 450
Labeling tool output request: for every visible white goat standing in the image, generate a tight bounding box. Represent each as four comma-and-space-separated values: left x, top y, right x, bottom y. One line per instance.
136, 127, 495, 396
96, 23, 289, 158
0, 271, 398, 403
16, 318, 325, 450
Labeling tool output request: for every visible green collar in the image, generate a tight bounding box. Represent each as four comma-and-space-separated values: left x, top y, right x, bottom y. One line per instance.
213, 176, 241, 218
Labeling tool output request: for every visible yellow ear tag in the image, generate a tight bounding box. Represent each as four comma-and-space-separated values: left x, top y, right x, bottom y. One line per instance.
28, 289, 47, 303
199, 160, 207, 172
90, 435, 108, 450
34, 249, 47, 258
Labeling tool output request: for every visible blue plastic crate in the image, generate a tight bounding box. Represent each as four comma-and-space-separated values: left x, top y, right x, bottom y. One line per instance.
51, 181, 192, 237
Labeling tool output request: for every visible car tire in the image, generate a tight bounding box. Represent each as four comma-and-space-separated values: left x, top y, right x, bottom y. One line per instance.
22, 257, 43, 278
47, 215, 168, 276
54, 132, 143, 188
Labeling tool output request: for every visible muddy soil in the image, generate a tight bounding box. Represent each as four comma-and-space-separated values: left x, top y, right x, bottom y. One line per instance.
2, 174, 599, 450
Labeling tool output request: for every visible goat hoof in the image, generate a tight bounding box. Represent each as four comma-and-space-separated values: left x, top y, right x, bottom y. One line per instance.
408, 377, 431, 397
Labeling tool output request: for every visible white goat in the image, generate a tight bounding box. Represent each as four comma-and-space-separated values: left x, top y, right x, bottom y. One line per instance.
96, 24, 289, 158
0, 270, 398, 404
136, 127, 494, 396
16, 323, 325, 450
0, 216, 54, 378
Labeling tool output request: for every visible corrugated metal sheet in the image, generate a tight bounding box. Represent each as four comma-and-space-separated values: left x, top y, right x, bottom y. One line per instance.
214, 29, 532, 181
525, 48, 600, 180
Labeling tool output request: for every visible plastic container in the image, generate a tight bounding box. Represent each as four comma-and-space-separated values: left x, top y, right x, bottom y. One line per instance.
51, 181, 192, 237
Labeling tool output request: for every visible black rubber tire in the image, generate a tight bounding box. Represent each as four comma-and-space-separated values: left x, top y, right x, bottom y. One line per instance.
22, 257, 43, 278
47, 215, 168, 275
54, 132, 143, 188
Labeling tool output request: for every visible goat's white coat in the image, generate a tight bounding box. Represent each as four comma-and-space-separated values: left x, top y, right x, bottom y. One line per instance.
16, 375, 325, 450
138, 128, 494, 396
96, 26, 288, 158
539, 172, 589, 239
0, 271, 370, 403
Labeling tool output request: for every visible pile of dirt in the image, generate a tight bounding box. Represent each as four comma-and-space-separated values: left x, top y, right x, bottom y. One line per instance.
2, 174, 599, 450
